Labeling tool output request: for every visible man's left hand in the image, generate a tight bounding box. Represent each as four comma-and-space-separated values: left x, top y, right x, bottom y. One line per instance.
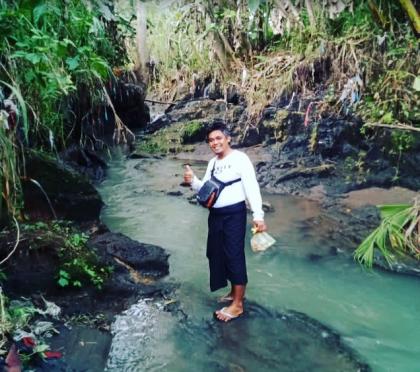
253, 220, 267, 233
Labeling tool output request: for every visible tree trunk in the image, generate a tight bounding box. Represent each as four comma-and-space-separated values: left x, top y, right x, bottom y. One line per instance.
399, 0, 420, 34
211, 31, 232, 73
205, 4, 238, 73
135, 0, 149, 82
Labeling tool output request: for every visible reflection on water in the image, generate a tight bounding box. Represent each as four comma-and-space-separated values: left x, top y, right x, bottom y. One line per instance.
100, 155, 420, 372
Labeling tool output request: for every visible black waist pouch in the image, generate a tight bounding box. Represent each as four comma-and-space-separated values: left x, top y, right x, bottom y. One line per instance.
196, 163, 241, 208
197, 178, 225, 208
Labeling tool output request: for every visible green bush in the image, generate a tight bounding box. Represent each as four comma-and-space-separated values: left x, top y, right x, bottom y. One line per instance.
50, 222, 112, 289
181, 121, 205, 144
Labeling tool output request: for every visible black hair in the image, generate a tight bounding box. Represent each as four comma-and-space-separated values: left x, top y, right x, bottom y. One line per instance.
206, 121, 231, 140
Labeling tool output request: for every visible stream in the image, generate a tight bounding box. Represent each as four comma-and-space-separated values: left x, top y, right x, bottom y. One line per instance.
98, 152, 420, 372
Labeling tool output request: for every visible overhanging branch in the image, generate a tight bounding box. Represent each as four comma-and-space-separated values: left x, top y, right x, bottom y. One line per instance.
364, 122, 420, 132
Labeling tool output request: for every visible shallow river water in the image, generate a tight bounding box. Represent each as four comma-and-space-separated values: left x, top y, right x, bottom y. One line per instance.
98, 153, 420, 372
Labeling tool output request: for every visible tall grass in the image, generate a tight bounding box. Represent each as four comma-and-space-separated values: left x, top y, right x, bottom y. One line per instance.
146, 1, 418, 130
0, 113, 21, 219
145, 1, 219, 97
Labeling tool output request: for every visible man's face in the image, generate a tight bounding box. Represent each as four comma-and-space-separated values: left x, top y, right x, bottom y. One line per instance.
208, 130, 231, 156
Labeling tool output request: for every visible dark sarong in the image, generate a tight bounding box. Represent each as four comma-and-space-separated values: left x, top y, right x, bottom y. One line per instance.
207, 201, 247, 292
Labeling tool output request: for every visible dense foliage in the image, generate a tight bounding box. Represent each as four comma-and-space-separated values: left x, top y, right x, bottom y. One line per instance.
0, 0, 133, 219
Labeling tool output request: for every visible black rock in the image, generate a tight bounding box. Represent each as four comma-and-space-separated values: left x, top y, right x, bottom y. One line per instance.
88, 232, 169, 278
22, 151, 103, 221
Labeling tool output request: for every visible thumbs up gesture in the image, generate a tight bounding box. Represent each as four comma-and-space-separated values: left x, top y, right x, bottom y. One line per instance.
183, 164, 194, 185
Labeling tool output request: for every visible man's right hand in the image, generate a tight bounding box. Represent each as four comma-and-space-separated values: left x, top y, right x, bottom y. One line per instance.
183, 164, 194, 185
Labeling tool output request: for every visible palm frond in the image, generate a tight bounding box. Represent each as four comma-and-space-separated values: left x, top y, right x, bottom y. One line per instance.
354, 197, 420, 268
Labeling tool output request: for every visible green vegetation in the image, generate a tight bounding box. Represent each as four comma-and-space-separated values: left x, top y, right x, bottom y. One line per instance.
21, 220, 112, 289
343, 151, 368, 184
180, 120, 206, 144
146, 0, 418, 131
354, 198, 420, 267
145, 2, 215, 94
136, 137, 167, 154
50, 221, 112, 290
0, 0, 133, 219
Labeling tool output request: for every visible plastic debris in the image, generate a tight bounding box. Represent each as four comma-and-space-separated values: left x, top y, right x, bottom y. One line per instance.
33, 321, 59, 337
13, 329, 36, 342
339, 75, 363, 107
5, 343, 22, 372
44, 351, 63, 359
40, 295, 61, 318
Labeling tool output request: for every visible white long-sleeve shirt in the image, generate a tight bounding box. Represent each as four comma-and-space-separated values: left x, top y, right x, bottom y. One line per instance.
191, 150, 264, 221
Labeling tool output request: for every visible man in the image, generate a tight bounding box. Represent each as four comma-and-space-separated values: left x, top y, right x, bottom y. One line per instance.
183, 122, 267, 322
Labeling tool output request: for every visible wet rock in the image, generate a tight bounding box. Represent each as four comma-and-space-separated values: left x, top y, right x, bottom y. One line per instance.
230, 105, 245, 122
146, 113, 172, 133
146, 99, 228, 134
261, 106, 277, 119
60, 144, 108, 182
80, 105, 117, 147
79, 79, 148, 148
225, 84, 240, 104
167, 190, 183, 196
241, 126, 263, 147
22, 151, 103, 221
128, 151, 162, 159
110, 81, 150, 129
315, 118, 363, 157
89, 232, 169, 278
203, 80, 223, 100
169, 99, 227, 123
1, 242, 59, 296
307, 253, 324, 261
262, 201, 274, 212
373, 252, 420, 277
126, 299, 371, 371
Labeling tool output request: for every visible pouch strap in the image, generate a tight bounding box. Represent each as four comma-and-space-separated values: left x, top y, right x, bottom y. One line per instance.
213, 175, 241, 186
210, 160, 241, 187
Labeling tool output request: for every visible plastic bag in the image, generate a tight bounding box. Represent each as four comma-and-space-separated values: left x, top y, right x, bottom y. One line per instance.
250, 232, 276, 252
